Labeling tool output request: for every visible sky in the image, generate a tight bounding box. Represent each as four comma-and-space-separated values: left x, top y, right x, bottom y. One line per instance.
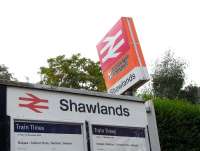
0, 0, 200, 87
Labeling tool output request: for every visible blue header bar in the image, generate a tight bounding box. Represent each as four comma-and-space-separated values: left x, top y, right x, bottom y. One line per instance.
92, 125, 145, 138
14, 120, 82, 134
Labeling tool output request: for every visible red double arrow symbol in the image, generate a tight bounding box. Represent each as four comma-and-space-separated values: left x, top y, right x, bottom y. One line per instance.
19, 93, 48, 113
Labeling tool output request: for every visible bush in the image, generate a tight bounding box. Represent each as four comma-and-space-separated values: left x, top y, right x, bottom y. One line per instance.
179, 84, 199, 104
154, 99, 200, 151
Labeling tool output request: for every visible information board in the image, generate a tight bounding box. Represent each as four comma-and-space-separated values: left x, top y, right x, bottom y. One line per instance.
91, 125, 147, 151
13, 120, 85, 151
0, 81, 161, 151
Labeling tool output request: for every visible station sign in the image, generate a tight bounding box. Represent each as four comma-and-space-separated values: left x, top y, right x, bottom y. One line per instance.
96, 17, 150, 94
1, 84, 149, 151
0, 82, 161, 151
7, 87, 146, 126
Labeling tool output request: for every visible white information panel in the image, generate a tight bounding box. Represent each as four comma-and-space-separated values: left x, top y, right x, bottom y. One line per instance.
91, 125, 147, 151
7, 87, 147, 127
13, 120, 85, 151
6, 86, 151, 151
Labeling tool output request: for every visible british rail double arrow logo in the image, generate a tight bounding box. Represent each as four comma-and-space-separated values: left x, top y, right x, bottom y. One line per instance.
19, 93, 48, 113
100, 30, 125, 63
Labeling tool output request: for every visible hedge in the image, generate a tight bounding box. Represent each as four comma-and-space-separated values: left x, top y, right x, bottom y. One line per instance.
154, 98, 200, 151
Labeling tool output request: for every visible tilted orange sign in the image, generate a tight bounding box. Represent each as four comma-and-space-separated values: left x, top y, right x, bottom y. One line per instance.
96, 17, 149, 95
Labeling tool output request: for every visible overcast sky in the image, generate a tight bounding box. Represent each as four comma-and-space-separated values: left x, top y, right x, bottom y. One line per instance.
0, 0, 200, 87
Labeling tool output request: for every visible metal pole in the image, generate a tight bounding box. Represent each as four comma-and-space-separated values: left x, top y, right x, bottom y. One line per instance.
123, 87, 136, 96
145, 100, 161, 151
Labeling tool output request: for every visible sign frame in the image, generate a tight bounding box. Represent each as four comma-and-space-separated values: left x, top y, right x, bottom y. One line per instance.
88, 122, 150, 151
0, 80, 160, 151
10, 118, 87, 151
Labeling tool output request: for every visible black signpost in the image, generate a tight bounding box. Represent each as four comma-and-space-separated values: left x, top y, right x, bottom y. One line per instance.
0, 85, 10, 151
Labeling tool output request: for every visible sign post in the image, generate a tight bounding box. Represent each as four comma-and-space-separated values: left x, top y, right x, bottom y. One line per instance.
145, 100, 161, 151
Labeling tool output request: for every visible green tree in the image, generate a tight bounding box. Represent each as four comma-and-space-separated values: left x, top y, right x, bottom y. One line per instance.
0, 64, 16, 81
179, 84, 199, 104
39, 54, 106, 91
152, 50, 186, 99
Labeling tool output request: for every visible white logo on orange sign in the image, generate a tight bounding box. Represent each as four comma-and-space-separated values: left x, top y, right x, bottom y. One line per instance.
100, 30, 124, 63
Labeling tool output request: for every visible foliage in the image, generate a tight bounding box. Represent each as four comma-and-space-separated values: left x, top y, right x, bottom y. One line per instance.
39, 54, 106, 91
154, 98, 200, 151
152, 50, 186, 99
0, 64, 16, 81
179, 84, 199, 104
137, 82, 154, 101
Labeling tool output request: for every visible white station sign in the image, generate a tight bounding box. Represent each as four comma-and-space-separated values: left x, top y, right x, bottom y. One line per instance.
5, 86, 149, 151
7, 87, 147, 127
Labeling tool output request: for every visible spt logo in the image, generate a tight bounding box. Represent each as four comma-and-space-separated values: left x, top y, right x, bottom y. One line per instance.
18, 93, 48, 113
97, 19, 129, 71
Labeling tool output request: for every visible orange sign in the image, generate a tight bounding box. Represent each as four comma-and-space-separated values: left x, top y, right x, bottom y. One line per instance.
97, 17, 149, 94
